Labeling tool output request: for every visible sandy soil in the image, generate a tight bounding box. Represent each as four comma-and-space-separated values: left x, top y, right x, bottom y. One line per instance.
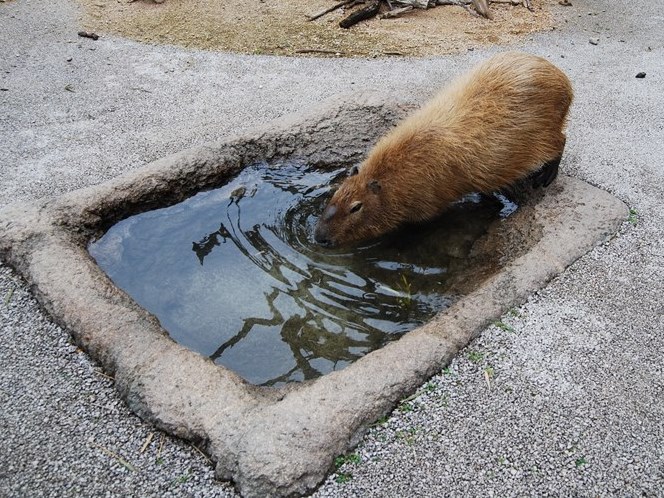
78, 0, 556, 57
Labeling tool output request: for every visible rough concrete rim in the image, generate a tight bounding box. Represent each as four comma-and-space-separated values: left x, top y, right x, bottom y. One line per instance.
0, 93, 628, 497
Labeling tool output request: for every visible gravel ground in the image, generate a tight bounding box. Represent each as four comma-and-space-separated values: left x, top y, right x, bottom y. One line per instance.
1, 0, 663, 496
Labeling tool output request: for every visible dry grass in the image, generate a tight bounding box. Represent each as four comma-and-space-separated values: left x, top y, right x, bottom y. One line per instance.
77, 0, 556, 57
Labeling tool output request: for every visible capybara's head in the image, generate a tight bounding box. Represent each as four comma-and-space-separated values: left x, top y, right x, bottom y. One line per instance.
314, 165, 394, 247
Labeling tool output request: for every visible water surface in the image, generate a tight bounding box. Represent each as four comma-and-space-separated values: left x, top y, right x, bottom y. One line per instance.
89, 162, 511, 385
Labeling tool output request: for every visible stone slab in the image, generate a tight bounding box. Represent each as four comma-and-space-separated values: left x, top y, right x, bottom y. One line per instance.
0, 94, 628, 497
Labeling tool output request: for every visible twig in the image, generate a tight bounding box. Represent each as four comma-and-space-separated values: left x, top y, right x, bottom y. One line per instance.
190, 443, 213, 464
436, 0, 470, 6
295, 48, 344, 54
392, 0, 429, 8
3, 286, 14, 306
485, 0, 534, 9
140, 433, 154, 454
437, 0, 533, 8
90, 441, 137, 472
484, 370, 492, 389
157, 432, 165, 458
95, 370, 115, 382
380, 5, 414, 18
308, 0, 357, 21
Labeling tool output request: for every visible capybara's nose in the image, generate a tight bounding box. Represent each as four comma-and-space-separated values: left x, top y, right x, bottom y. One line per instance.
314, 223, 332, 247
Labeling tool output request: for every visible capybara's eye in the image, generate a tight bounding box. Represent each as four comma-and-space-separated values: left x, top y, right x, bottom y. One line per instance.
350, 201, 363, 214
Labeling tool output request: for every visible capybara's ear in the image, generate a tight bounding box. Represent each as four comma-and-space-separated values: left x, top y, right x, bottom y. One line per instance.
367, 179, 381, 193
348, 165, 359, 177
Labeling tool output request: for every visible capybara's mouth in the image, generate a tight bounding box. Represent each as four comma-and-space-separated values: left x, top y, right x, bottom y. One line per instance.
313, 224, 334, 247
315, 237, 334, 247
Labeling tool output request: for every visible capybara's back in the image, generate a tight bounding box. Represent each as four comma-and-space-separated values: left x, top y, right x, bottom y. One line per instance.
314, 52, 573, 247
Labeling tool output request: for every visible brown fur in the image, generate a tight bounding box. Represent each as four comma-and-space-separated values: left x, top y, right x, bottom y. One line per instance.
314, 52, 573, 247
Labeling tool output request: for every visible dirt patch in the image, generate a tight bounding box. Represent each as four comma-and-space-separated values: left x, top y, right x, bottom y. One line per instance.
78, 0, 557, 57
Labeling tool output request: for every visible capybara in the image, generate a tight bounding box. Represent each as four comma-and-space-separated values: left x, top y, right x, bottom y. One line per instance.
314, 52, 573, 247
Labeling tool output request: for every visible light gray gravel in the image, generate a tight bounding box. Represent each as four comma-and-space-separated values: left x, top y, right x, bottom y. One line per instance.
1, 0, 663, 496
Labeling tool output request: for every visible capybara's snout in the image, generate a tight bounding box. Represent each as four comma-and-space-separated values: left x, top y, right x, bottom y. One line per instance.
314, 205, 338, 246
314, 222, 332, 247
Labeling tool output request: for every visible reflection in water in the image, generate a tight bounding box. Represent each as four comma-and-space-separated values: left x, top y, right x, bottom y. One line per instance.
89, 162, 510, 386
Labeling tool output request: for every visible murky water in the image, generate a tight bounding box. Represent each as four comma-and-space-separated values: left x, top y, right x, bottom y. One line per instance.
89, 162, 515, 386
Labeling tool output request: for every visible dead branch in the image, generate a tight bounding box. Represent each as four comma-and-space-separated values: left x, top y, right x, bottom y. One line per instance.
295, 48, 345, 54
471, 0, 492, 18
140, 433, 154, 454
392, 0, 429, 8
339, 1, 381, 28
308, 0, 358, 21
482, 0, 533, 9
436, 0, 470, 4
380, 5, 414, 18
313, 0, 533, 31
